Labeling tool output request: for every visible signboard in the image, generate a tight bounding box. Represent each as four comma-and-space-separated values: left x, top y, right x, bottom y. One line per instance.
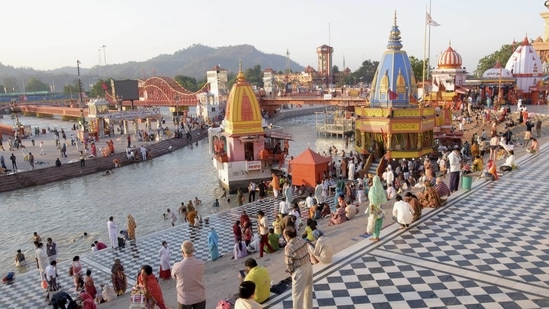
266, 131, 292, 139
324, 94, 332, 100
246, 161, 262, 171
108, 108, 161, 120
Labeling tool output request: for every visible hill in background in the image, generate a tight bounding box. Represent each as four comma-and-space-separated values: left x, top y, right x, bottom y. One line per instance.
0, 44, 305, 92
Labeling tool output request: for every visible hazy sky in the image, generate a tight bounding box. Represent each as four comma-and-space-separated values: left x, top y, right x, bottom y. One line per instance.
1, 0, 546, 74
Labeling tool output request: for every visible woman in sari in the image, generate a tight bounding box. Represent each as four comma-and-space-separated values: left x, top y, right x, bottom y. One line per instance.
127, 214, 137, 241
84, 269, 97, 301
417, 180, 442, 208
71, 256, 84, 292
158, 241, 171, 280
208, 228, 220, 261
136, 265, 167, 309
111, 258, 127, 296
367, 176, 387, 242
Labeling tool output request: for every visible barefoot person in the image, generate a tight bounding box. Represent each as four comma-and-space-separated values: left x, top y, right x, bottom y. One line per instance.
367, 176, 387, 242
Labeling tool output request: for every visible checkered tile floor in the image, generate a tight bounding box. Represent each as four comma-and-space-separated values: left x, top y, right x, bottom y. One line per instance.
3, 145, 549, 308
265, 145, 549, 308
0, 197, 305, 308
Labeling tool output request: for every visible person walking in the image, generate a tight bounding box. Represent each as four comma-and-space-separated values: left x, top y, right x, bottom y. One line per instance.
248, 181, 256, 203
172, 241, 206, 309
257, 211, 274, 258
9, 153, 17, 172
28, 152, 35, 170
79, 151, 85, 167
283, 228, 313, 309
367, 175, 387, 242
111, 258, 127, 296
158, 241, 171, 280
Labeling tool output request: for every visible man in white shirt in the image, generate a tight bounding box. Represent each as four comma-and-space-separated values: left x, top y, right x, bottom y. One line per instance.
448, 147, 462, 193
45, 260, 59, 291
392, 195, 415, 229
279, 200, 288, 216
305, 193, 314, 208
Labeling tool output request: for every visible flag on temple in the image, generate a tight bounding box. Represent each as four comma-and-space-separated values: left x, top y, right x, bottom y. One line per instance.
410, 94, 418, 104
426, 12, 440, 26
388, 89, 398, 100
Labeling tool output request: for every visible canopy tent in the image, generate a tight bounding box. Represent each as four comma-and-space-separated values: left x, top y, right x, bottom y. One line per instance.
289, 148, 331, 188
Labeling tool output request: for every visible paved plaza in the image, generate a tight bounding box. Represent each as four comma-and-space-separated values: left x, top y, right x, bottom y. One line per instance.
2, 121, 549, 308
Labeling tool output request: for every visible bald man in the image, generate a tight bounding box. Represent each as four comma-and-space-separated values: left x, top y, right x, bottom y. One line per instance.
172, 241, 206, 309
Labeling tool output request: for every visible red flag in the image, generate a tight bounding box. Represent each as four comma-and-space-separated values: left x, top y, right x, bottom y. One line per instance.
410, 94, 418, 104
388, 89, 398, 100
101, 82, 108, 90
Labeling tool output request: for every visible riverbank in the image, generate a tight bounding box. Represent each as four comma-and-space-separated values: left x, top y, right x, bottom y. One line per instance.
0, 130, 207, 193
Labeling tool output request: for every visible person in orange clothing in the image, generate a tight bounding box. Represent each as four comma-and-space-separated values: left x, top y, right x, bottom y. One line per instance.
270, 173, 280, 198
136, 264, 168, 309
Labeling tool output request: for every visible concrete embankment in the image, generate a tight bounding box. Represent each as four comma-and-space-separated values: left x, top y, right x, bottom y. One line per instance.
0, 131, 207, 193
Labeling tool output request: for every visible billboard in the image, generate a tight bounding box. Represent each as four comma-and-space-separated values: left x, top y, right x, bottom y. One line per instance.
113, 80, 139, 101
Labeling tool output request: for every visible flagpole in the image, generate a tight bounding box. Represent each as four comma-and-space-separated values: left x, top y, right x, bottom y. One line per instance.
422, 4, 428, 101
427, 0, 432, 80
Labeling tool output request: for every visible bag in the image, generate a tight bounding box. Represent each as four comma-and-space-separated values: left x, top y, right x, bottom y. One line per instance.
216, 299, 233, 309
129, 288, 147, 309
41, 279, 48, 289
366, 214, 375, 234
69, 265, 73, 276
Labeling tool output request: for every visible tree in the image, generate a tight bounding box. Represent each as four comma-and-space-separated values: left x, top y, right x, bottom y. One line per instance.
474, 43, 514, 77
25, 77, 50, 92
350, 60, 379, 86
174, 75, 200, 92
88, 79, 111, 98
244, 64, 263, 87
409, 56, 430, 81
332, 65, 340, 74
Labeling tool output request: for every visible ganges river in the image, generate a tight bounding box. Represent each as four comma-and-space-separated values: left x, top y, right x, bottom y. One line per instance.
0, 112, 347, 273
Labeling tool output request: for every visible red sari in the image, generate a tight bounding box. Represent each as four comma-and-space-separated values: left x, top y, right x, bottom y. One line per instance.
84, 275, 97, 300
137, 273, 167, 309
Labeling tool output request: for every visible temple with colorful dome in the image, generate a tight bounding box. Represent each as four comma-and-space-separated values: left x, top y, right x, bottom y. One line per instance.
431, 44, 468, 94
208, 66, 292, 192
354, 13, 437, 161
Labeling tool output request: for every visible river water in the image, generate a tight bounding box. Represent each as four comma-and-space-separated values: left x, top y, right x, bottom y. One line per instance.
0, 112, 347, 273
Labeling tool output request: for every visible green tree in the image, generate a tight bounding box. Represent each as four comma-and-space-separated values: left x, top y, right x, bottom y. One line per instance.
0, 85, 5, 94
244, 64, 263, 87
332, 65, 340, 74
25, 77, 50, 92
474, 43, 514, 77
409, 56, 430, 81
350, 60, 379, 86
174, 75, 199, 91
88, 79, 111, 98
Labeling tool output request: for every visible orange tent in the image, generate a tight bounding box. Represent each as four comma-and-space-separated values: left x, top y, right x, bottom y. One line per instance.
290, 148, 331, 188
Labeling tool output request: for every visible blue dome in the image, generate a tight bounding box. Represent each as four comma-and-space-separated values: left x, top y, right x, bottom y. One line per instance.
370, 13, 417, 107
